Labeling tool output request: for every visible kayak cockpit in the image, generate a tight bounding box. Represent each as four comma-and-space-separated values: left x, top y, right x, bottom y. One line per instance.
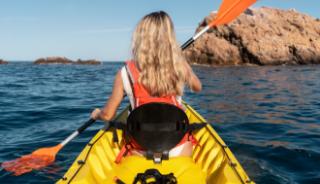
57, 103, 253, 184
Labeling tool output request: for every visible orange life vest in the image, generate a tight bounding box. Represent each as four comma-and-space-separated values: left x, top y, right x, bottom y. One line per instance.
125, 61, 181, 108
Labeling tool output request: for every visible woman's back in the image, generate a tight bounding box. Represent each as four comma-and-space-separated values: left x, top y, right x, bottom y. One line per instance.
122, 60, 182, 108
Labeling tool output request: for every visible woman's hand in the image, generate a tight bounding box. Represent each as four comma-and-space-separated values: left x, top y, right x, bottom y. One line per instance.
90, 108, 102, 120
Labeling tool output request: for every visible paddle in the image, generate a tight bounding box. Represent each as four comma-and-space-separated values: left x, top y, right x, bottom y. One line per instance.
1, 119, 95, 176
181, 0, 257, 50
1, 0, 257, 176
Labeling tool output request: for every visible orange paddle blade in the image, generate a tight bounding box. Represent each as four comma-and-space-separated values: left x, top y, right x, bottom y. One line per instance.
210, 0, 257, 26
1, 144, 62, 176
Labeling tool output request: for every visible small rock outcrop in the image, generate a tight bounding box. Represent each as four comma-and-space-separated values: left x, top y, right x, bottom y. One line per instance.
34, 57, 73, 64
0, 59, 8, 64
184, 7, 320, 66
34, 57, 101, 65
74, 59, 101, 65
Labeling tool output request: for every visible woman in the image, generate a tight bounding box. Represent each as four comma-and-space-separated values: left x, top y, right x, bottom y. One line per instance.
91, 11, 201, 121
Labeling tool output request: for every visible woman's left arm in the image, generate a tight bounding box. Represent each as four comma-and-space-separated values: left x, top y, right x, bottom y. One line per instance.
91, 71, 124, 122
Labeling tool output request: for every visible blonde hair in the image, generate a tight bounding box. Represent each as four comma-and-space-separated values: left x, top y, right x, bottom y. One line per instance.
132, 11, 187, 97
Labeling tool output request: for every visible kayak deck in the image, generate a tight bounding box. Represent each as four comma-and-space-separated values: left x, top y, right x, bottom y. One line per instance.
57, 103, 253, 183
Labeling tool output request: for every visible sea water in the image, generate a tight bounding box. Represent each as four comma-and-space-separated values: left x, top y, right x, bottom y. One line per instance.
0, 62, 319, 183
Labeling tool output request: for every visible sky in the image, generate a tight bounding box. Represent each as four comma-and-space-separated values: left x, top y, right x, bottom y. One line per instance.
0, 0, 319, 61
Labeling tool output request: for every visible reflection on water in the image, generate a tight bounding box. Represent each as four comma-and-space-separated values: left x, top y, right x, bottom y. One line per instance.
0, 63, 320, 184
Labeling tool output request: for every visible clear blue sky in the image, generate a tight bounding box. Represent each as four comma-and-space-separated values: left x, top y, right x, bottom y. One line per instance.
0, 0, 318, 61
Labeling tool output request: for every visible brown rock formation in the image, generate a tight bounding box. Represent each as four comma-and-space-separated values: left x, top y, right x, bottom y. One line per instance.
34, 57, 101, 65
0, 59, 8, 64
74, 59, 101, 65
184, 7, 320, 66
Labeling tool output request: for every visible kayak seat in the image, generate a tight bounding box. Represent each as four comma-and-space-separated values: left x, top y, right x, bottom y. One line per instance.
125, 102, 205, 163
126, 103, 189, 162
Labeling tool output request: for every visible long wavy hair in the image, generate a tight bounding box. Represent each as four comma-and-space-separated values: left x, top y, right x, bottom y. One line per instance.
132, 11, 187, 97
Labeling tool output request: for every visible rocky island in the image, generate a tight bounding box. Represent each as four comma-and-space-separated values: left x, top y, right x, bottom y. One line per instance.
34, 57, 73, 64
0, 59, 8, 64
34, 57, 101, 65
184, 7, 320, 66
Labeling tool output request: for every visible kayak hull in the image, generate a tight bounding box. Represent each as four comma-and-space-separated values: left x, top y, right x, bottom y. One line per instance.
57, 103, 253, 183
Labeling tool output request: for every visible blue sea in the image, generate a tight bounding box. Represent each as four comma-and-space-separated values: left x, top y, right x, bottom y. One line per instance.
0, 62, 319, 183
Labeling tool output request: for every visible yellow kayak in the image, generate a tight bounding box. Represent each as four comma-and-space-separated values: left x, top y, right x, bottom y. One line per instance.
57, 103, 254, 184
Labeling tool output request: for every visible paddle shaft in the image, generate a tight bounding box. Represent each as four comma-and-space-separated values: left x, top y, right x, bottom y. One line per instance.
181, 25, 211, 50
61, 119, 96, 146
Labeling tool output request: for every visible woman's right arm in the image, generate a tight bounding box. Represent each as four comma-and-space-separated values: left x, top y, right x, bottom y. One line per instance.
183, 61, 202, 92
